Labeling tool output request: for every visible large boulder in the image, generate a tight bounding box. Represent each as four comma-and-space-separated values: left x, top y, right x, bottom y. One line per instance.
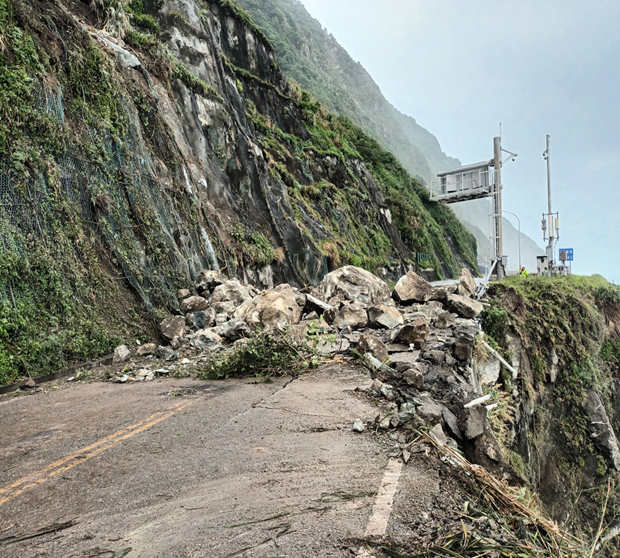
332, 303, 368, 331
211, 280, 252, 316
160, 316, 186, 341
190, 329, 223, 351
180, 295, 209, 313
448, 294, 483, 318
219, 318, 251, 341
314, 266, 390, 305
368, 304, 404, 329
457, 268, 477, 298
195, 269, 226, 294
424, 284, 457, 303
395, 316, 430, 349
393, 272, 431, 304
235, 285, 302, 330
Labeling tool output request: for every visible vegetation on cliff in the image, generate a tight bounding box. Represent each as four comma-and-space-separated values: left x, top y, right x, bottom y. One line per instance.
481, 274, 620, 546
0, 0, 476, 386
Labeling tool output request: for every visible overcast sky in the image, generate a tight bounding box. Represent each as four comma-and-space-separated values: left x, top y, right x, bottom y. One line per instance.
300, 0, 620, 282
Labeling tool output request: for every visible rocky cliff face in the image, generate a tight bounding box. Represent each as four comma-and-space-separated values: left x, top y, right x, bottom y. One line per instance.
0, 0, 476, 382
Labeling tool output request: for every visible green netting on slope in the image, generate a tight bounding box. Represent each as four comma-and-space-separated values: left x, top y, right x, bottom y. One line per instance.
0, 82, 219, 311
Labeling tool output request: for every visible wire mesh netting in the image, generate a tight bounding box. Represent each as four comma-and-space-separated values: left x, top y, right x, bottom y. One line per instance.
0, 81, 218, 311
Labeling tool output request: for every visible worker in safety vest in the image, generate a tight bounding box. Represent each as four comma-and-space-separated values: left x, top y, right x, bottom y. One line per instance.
520, 267, 528, 277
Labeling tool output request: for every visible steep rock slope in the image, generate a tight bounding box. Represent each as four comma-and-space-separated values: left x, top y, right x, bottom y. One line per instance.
0, 0, 476, 382
237, 0, 458, 184
238, 0, 545, 269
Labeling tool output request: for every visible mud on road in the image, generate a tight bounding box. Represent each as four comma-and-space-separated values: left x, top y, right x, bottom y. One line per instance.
0, 365, 414, 557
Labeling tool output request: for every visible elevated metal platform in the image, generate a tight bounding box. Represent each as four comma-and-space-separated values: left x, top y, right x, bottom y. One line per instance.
429, 161, 495, 204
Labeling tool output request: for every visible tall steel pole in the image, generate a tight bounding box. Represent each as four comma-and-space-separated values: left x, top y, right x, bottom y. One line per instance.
493, 137, 504, 277
546, 134, 553, 260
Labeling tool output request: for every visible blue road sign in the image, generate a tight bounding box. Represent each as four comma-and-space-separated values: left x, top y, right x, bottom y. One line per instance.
559, 248, 574, 262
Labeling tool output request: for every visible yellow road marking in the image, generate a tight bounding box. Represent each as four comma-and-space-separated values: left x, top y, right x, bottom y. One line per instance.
0, 400, 195, 507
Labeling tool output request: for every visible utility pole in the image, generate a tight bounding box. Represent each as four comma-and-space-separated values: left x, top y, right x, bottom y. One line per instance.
542, 134, 560, 276
493, 137, 505, 279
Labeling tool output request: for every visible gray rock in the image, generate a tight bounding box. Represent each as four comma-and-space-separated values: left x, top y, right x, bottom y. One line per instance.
448, 294, 484, 318
314, 266, 390, 305
434, 310, 456, 329
157, 345, 178, 361
190, 329, 223, 351
160, 316, 186, 342
219, 318, 251, 341
430, 423, 447, 444
584, 389, 620, 471
393, 271, 431, 304
368, 304, 404, 329
136, 343, 157, 356
316, 337, 350, 355
305, 311, 319, 321
177, 289, 191, 300
113, 345, 132, 364
195, 269, 226, 294
357, 334, 389, 363
424, 284, 457, 302
193, 308, 216, 330
211, 280, 252, 309
464, 407, 486, 440
235, 286, 302, 330
442, 407, 463, 440
403, 366, 425, 389
457, 268, 477, 298
395, 317, 430, 349
478, 358, 501, 385
181, 295, 209, 313
305, 294, 332, 316
352, 419, 365, 433
416, 397, 443, 424
391, 352, 422, 372
423, 350, 445, 365
332, 303, 368, 331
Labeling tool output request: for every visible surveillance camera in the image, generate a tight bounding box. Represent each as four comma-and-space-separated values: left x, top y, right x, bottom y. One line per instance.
512, 156, 516, 162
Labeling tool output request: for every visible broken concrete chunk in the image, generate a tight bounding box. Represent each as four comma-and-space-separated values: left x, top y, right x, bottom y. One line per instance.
357, 334, 389, 363
314, 266, 390, 305
393, 271, 431, 304
447, 294, 483, 319
160, 316, 186, 342
368, 304, 404, 329
395, 316, 430, 349
113, 345, 132, 364
180, 295, 209, 313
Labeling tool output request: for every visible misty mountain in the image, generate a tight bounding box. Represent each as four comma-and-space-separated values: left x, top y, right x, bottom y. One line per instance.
238, 0, 544, 269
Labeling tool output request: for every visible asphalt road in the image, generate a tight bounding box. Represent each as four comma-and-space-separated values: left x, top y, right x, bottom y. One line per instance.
0, 365, 397, 557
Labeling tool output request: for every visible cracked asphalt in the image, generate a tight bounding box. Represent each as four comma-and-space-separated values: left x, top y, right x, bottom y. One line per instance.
0, 365, 394, 557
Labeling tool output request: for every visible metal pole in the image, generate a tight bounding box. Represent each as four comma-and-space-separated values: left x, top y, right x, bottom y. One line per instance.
545, 134, 554, 267
504, 210, 521, 270
493, 137, 504, 278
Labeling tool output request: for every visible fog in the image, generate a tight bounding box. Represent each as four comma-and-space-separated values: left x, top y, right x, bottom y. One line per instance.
300, 0, 620, 282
